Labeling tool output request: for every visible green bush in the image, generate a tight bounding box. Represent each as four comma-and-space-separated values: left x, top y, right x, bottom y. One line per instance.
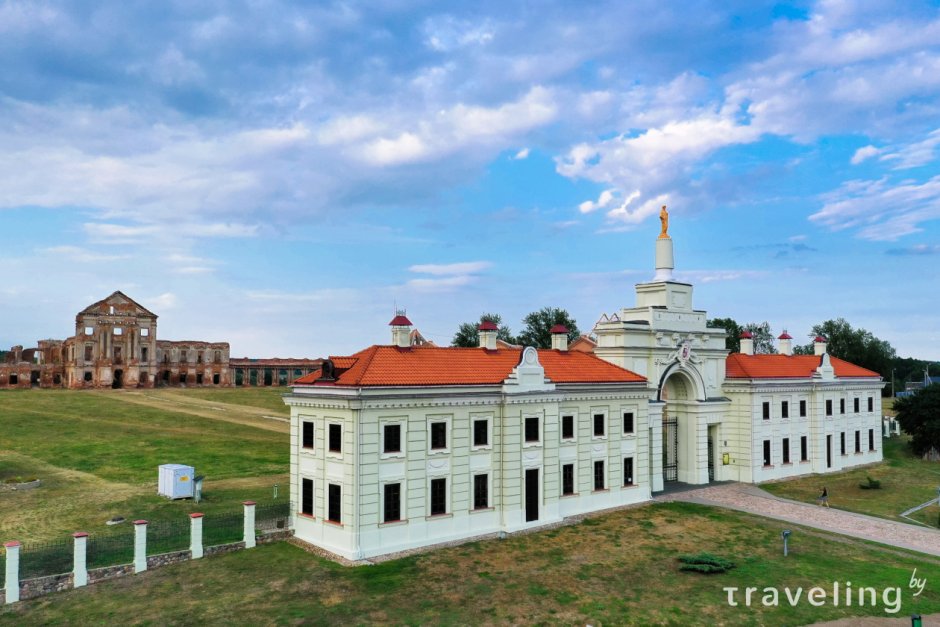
859, 476, 882, 490
678, 552, 735, 574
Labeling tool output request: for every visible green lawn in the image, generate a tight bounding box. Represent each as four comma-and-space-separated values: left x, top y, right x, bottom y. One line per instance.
3, 502, 938, 626
166, 387, 290, 415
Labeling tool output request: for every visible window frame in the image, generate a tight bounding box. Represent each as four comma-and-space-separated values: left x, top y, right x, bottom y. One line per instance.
762, 439, 772, 467
300, 477, 314, 517
383, 482, 402, 523
782, 438, 790, 464
762, 401, 770, 420
867, 397, 874, 413
561, 414, 575, 441
593, 460, 605, 491
854, 430, 861, 454
868, 428, 875, 451
623, 457, 634, 486
327, 483, 342, 524
853, 397, 860, 413
592, 412, 606, 439
429, 477, 447, 516
840, 398, 846, 415
840, 431, 846, 456
622, 411, 635, 435
800, 435, 808, 462
472, 417, 490, 449
781, 401, 789, 419
472, 474, 490, 510
428, 417, 451, 454
825, 399, 833, 416
523, 415, 540, 445
799, 400, 807, 417
561, 463, 575, 496
382, 422, 404, 457
301, 420, 314, 450
328, 423, 342, 455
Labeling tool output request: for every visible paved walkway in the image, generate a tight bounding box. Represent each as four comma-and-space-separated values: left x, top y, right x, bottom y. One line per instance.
658, 482, 940, 558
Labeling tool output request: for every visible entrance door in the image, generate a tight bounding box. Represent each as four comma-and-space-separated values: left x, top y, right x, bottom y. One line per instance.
707, 433, 715, 482
662, 415, 678, 482
826, 435, 832, 468
525, 469, 539, 522
112, 369, 123, 389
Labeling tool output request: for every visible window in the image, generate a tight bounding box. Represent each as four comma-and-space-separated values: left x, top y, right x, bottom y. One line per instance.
214, 350, 222, 364
854, 430, 861, 453
430, 422, 447, 450
623, 457, 634, 486
384, 483, 401, 522
473, 419, 488, 447
562, 415, 574, 440
869, 429, 875, 451
593, 413, 605, 437
430, 478, 447, 516
840, 398, 845, 414
781, 401, 789, 419
623, 412, 634, 434
384, 424, 401, 453
825, 400, 833, 416
800, 436, 808, 462
197, 352, 203, 364
109, 306, 114, 315
328, 424, 342, 453
84, 326, 94, 336
84, 344, 93, 361
799, 400, 807, 417
562, 464, 575, 495
762, 402, 770, 420
782, 438, 790, 464
180, 350, 188, 362
853, 398, 860, 413
141, 347, 148, 362
302, 421, 314, 449
524, 417, 539, 443
212, 373, 220, 385
840, 432, 846, 456
762, 440, 771, 467
328, 484, 341, 523
141, 328, 149, 337
868, 397, 874, 412
473, 474, 489, 509
301, 478, 313, 516
593, 460, 605, 491
84, 371, 93, 382
113, 327, 122, 336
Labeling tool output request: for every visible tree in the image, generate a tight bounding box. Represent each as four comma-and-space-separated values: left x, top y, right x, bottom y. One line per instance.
708, 317, 742, 353
894, 384, 940, 457
451, 313, 515, 348
515, 307, 580, 349
794, 318, 896, 382
706, 318, 776, 353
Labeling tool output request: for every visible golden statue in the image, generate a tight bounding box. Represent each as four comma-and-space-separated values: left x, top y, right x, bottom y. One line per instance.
658, 205, 669, 239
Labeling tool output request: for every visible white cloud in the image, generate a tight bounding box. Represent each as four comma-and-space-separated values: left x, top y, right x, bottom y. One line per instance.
578, 189, 618, 214
851, 145, 881, 165
409, 261, 493, 276
405, 275, 477, 292
513, 147, 530, 160
422, 16, 495, 52
39, 246, 128, 263
880, 129, 940, 169
146, 293, 178, 310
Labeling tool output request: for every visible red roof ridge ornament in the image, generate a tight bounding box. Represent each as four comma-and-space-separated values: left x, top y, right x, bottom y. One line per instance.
815, 335, 827, 342
478, 321, 499, 331
389, 314, 412, 326
550, 324, 569, 334
740, 331, 753, 339
778, 331, 793, 340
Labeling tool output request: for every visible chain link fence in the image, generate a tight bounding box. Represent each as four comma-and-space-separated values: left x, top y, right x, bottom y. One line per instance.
18, 538, 73, 581
255, 501, 292, 532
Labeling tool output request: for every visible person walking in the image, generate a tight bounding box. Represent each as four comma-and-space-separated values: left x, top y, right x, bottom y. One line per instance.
816, 486, 830, 508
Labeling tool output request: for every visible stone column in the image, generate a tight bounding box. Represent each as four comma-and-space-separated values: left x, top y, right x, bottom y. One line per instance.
189, 513, 204, 559
133, 520, 148, 573
3, 541, 20, 604
243, 501, 256, 549
72, 532, 88, 588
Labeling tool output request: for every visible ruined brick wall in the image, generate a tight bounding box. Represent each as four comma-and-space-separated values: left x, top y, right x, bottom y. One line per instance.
155, 341, 231, 387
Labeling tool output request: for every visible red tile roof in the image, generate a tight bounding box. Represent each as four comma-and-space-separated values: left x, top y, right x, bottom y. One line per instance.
550, 324, 569, 334
740, 331, 753, 338
389, 315, 412, 326
726, 354, 880, 379
293, 345, 646, 387
478, 321, 498, 331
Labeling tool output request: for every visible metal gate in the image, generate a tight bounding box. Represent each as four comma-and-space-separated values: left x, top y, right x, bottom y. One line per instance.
663, 415, 678, 482
707, 435, 715, 482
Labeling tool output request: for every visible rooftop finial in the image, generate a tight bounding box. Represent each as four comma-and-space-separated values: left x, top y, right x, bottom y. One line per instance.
658, 205, 669, 239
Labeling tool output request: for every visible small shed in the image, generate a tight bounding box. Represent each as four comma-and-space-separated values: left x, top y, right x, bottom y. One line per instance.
158, 464, 195, 499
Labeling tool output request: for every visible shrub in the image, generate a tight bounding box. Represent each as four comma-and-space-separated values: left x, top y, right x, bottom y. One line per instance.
678, 552, 735, 574
859, 476, 881, 490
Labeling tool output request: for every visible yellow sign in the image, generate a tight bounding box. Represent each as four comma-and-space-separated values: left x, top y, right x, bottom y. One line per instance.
180, 476, 189, 482
722, 453, 730, 465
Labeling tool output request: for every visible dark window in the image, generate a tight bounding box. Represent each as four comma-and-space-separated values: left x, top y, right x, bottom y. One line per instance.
781, 401, 789, 419
840, 398, 845, 414
384, 483, 401, 522
840, 432, 846, 456
593, 460, 605, 490
84, 371, 93, 382
782, 438, 790, 464
854, 430, 861, 453
212, 373, 220, 385
799, 400, 807, 417
562, 415, 574, 439
800, 436, 808, 461
868, 397, 874, 412
473, 419, 488, 446
84, 344, 93, 361
853, 398, 860, 413
302, 421, 314, 449
301, 478, 313, 516
562, 464, 575, 495
524, 417, 539, 443
328, 484, 341, 523
384, 424, 401, 453
762, 440, 771, 466
430, 422, 447, 450
593, 414, 605, 437
869, 429, 875, 451
762, 402, 770, 420
329, 424, 342, 453
473, 475, 489, 509
623, 457, 634, 486
141, 347, 148, 362
623, 412, 634, 434
430, 478, 446, 515
826, 400, 833, 416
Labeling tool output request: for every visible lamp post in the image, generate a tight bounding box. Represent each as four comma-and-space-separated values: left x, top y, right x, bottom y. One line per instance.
781, 529, 791, 557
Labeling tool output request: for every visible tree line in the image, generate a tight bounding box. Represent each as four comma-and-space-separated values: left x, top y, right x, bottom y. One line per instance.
452, 308, 580, 349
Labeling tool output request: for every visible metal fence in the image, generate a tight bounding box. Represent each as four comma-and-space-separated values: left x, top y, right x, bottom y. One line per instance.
255, 501, 291, 532
146, 519, 191, 556
18, 538, 73, 581
87, 529, 135, 570
203, 511, 244, 547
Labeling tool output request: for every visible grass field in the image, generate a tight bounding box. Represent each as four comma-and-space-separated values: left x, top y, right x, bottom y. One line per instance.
2, 501, 938, 625
0, 388, 289, 544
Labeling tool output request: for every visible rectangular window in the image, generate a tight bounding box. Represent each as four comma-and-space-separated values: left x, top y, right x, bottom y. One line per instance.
84, 344, 93, 361
868, 397, 874, 412
762, 440, 771, 467
623, 412, 634, 434
383, 483, 401, 522
328, 423, 342, 453
623, 457, 634, 486
853, 397, 860, 413
840, 432, 846, 456
383, 424, 401, 453
593, 413, 605, 437
562, 415, 574, 439
302, 421, 314, 449
524, 417, 539, 443
113, 327, 123, 336
473, 419, 488, 447
781, 401, 789, 419
562, 464, 575, 495
800, 436, 808, 462
430, 422, 447, 450
869, 429, 875, 451
473, 474, 489, 509
84, 326, 94, 336
762, 402, 770, 420
782, 438, 790, 464
840, 398, 845, 414
826, 400, 833, 416
593, 460, 605, 491
301, 478, 313, 516
328, 484, 341, 523
855, 430, 861, 453
430, 478, 447, 515
799, 400, 807, 417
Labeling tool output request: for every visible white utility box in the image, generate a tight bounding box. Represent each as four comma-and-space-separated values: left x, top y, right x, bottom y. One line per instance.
158, 464, 195, 499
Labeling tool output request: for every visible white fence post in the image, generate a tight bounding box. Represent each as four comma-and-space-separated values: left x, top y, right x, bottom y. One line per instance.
72, 532, 88, 588
3, 541, 20, 604
189, 513, 203, 559
243, 501, 256, 549
133, 520, 148, 573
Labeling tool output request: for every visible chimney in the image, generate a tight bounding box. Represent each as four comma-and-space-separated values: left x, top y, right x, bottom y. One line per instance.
814, 335, 828, 356
551, 325, 569, 351
389, 312, 413, 348
478, 321, 498, 350
739, 331, 754, 355
778, 330, 793, 356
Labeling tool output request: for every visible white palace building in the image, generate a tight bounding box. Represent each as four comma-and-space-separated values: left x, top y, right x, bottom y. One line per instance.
284, 213, 884, 560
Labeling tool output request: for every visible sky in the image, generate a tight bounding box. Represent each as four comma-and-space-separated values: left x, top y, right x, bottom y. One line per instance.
1, 0, 939, 361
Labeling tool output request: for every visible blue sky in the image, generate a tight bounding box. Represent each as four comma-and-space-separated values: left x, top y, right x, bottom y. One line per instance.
1, 0, 939, 360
